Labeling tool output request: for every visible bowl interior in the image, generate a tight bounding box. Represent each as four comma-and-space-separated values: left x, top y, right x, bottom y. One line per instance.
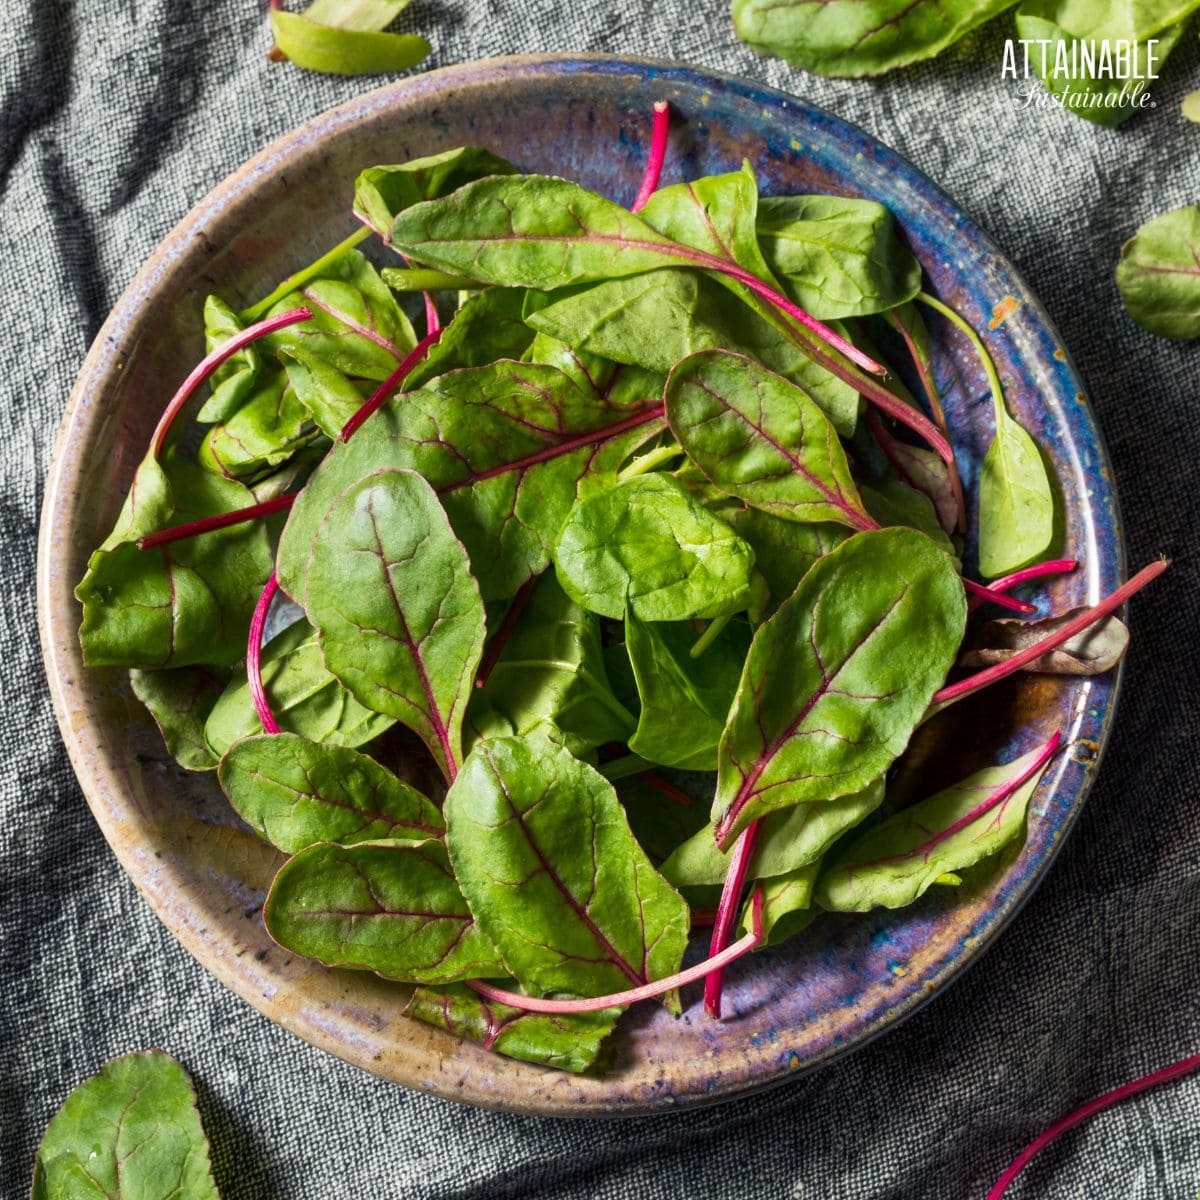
38, 55, 1123, 1116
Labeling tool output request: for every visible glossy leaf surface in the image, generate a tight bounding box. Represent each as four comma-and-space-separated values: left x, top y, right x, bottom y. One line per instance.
130, 666, 228, 771
444, 735, 690, 997
219, 733, 444, 852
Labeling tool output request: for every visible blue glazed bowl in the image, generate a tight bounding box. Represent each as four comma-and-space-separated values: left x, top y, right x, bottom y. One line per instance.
38, 54, 1124, 1115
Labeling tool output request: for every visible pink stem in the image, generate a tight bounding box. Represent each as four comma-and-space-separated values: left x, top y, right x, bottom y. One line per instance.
464, 890, 764, 1015
962, 578, 1037, 616
248, 573, 281, 734
988, 1051, 1200, 1199
137, 492, 298, 550
149, 307, 310, 458
704, 818, 762, 1019
631, 100, 670, 213
474, 576, 538, 689
422, 291, 441, 336
638, 770, 693, 808
339, 327, 444, 443
968, 558, 1078, 612
934, 560, 1167, 706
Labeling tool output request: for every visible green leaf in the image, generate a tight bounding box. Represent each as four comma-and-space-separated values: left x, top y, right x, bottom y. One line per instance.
661, 778, 884, 886
218, 733, 443, 853
444, 735, 690, 998
404, 983, 620, 1073
277, 359, 662, 605
731, 0, 1018, 77
1015, 1, 1193, 128
400, 287, 535, 389
304, 469, 485, 781
816, 742, 1056, 910
861, 478, 957, 560
713, 528, 965, 846
199, 369, 322, 481
197, 295, 262, 423
665, 349, 871, 529
756, 195, 921, 318
555, 473, 756, 621
33, 1051, 220, 1200
1183, 90, 1200, 122
303, 0, 412, 32
467, 574, 635, 756
1116, 204, 1200, 340
261, 249, 417, 380
977, 411, 1055, 577
722, 505, 848, 614
354, 147, 517, 242
962, 608, 1130, 675
390, 175, 684, 289
204, 618, 394, 757
742, 863, 822, 944
280, 349, 370, 439
269, 8, 430, 76
264, 838, 503, 983
76, 454, 273, 669
130, 666, 229, 771
625, 611, 749, 771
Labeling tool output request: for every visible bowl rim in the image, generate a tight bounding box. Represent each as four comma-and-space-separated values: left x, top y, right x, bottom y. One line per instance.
37, 51, 1127, 1116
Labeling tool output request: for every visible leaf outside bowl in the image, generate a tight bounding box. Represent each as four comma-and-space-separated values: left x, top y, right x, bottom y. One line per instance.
36, 54, 1125, 1116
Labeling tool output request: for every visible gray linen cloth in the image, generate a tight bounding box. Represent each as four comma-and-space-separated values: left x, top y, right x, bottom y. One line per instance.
3, 3, 1198, 1196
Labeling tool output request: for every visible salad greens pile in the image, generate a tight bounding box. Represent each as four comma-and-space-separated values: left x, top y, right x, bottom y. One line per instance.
76, 102, 1163, 1074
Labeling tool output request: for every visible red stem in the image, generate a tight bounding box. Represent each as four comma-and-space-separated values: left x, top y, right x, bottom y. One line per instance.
704, 818, 762, 1019
137, 492, 298, 550
631, 101, 670, 213
422, 291, 441, 336
248, 573, 281, 734
149, 307, 312, 459
961, 578, 1036, 616
474, 576, 538, 689
967, 558, 1077, 612
934, 560, 1167, 706
464, 890, 764, 1015
988, 1051, 1200, 1199
339, 327, 444, 443
866, 407, 966, 535
638, 770, 693, 808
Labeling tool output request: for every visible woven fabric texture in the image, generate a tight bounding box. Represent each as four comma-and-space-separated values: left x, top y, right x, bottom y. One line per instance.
3, 3, 1198, 1197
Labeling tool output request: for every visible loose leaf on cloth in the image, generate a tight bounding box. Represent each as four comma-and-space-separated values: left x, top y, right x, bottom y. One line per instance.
204, 618, 394, 756
304, 469, 485, 781
353, 146, 517, 242
962, 608, 1130, 675
625, 611, 749, 771
1014, 1, 1194, 128
264, 839, 503, 982
665, 349, 872, 529
712, 527, 966, 847
76, 454, 273, 669
554, 473, 756, 621
816, 738, 1058, 910
444, 735, 690, 997
130, 666, 229, 771
218, 733, 443, 853
1116, 204, 1200, 340
662, 779, 884, 886
468, 574, 635, 756
269, 7, 430, 77
525, 269, 860, 434
730, 0, 1018, 77
276, 360, 664, 605
31, 1051, 220, 1200
404, 983, 620, 1073
755, 195, 922, 318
